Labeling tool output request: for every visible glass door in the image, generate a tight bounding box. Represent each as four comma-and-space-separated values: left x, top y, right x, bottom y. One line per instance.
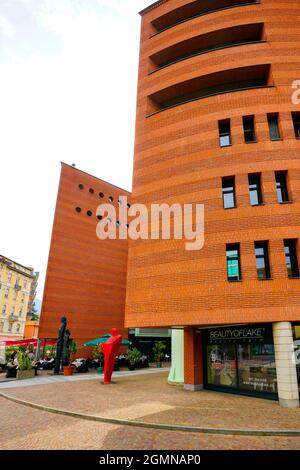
206, 344, 237, 388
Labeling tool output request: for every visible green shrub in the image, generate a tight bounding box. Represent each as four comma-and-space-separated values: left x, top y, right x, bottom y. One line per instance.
126, 348, 141, 365
92, 346, 104, 365
152, 341, 166, 363
17, 351, 32, 371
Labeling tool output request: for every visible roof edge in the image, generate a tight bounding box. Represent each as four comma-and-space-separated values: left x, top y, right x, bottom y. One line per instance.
139, 0, 169, 16
60, 162, 131, 194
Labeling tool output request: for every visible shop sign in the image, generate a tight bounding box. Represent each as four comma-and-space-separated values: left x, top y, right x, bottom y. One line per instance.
207, 324, 273, 344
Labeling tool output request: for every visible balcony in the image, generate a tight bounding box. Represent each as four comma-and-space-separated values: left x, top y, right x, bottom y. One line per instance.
150, 0, 259, 36
149, 23, 265, 73
147, 64, 272, 115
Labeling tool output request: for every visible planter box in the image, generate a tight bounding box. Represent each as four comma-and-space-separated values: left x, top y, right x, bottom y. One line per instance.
17, 369, 35, 380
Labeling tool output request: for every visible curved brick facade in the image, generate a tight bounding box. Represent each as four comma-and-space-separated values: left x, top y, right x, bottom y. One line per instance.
125, 0, 300, 329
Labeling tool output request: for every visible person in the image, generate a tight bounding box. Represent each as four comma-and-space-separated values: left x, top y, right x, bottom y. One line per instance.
6, 351, 19, 378
28, 350, 35, 361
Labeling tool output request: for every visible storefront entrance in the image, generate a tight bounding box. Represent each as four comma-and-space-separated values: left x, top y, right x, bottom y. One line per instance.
203, 324, 278, 399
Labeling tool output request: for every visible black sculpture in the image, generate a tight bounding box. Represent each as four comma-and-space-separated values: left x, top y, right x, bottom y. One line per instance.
62, 328, 71, 366
54, 316, 67, 374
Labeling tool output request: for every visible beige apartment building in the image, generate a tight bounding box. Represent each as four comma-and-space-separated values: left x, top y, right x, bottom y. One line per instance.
0, 255, 34, 339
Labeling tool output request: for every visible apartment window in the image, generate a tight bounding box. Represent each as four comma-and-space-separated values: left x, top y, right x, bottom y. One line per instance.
268, 113, 281, 140
8, 323, 12, 333
248, 173, 263, 205
292, 112, 300, 139
275, 171, 290, 203
222, 176, 236, 209
226, 244, 241, 281
284, 240, 299, 278
2, 305, 6, 315
255, 242, 271, 280
7, 272, 12, 282
16, 324, 21, 333
243, 115, 256, 143
219, 119, 231, 147
5, 289, 9, 299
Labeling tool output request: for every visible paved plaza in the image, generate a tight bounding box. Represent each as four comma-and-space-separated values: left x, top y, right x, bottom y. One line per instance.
0, 369, 300, 450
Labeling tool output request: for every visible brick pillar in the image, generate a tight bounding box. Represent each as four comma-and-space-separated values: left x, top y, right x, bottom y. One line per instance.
184, 327, 203, 391
273, 322, 299, 408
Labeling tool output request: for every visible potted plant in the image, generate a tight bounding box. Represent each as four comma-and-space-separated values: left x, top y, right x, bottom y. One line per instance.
92, 346, 104, 374
63, 340, 78, 376
16, 350, 35, 380
152, 341, 166, 368
126, 348, 141, 371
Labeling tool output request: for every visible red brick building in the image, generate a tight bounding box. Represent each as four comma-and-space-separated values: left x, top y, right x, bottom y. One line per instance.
125, 0, 300, 406
39, 163, 129, 351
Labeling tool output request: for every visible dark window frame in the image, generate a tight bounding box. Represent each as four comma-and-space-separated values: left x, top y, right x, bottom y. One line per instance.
275, 171, 290, 203
226, 243, 242, 282
284, 239, 300, 278
222, 176, 236, 209
267, 113, 281, 141
248, 173, 263, 205
292, 112, 300, 139
255, 241, 271, 280
219, 119, 231, 147
243, 115, 257, 143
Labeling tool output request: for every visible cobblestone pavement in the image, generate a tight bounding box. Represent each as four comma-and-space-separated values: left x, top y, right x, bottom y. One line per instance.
0, 368, 168, 389
1, 397, 300, 450
1, 371, 299, 433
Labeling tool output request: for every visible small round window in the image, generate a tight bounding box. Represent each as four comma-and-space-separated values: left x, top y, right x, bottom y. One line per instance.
108, 196, 114, 202
97, 215, 103, 221
78, 184, 84, 190
87, 210, 92, 217
99, 192, 104, 198
75, 207, 82, 213
89, 188, 94, 194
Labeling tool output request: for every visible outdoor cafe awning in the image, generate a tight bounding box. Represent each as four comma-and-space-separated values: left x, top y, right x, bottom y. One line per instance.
0, 338, 57, 347
84, 334, 131, 347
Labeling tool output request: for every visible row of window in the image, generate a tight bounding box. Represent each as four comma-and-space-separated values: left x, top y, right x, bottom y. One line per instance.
0, 272, 28, 288
74, 207, 130, 228
78, 184, 131, 208
226, 239, 299, 281
219, 112, 300, 147
0, 321, 21, 334
1, 305, 24, 316
222, 170, 290, 209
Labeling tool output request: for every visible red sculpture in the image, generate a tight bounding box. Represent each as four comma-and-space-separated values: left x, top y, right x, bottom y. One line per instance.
100, 328, 122, 384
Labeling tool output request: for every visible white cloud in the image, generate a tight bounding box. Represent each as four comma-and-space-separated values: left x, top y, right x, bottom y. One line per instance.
0, 16, 15, 37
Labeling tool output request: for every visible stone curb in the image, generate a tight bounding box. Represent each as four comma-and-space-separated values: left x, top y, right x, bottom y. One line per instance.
1, 391, 300, 437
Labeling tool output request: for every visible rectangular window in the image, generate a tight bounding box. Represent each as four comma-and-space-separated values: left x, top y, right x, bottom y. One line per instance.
226, 244, 241, 281
219, 119, 231, 147
255, 241, 271, 280
292, 112, 300, 139
267, 113, 281, 140
284, 239, 299, 278
243, 115, 256, 143
248, 173, 263, 205
275, 171, 289, 203
222, 176, 236, 209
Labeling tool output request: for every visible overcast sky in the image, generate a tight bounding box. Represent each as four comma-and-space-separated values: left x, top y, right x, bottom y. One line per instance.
0, 0, 153, 298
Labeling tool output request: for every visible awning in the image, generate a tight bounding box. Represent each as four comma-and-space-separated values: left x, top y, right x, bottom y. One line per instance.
0, 338, 57, 347
84, 334, 131, 347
